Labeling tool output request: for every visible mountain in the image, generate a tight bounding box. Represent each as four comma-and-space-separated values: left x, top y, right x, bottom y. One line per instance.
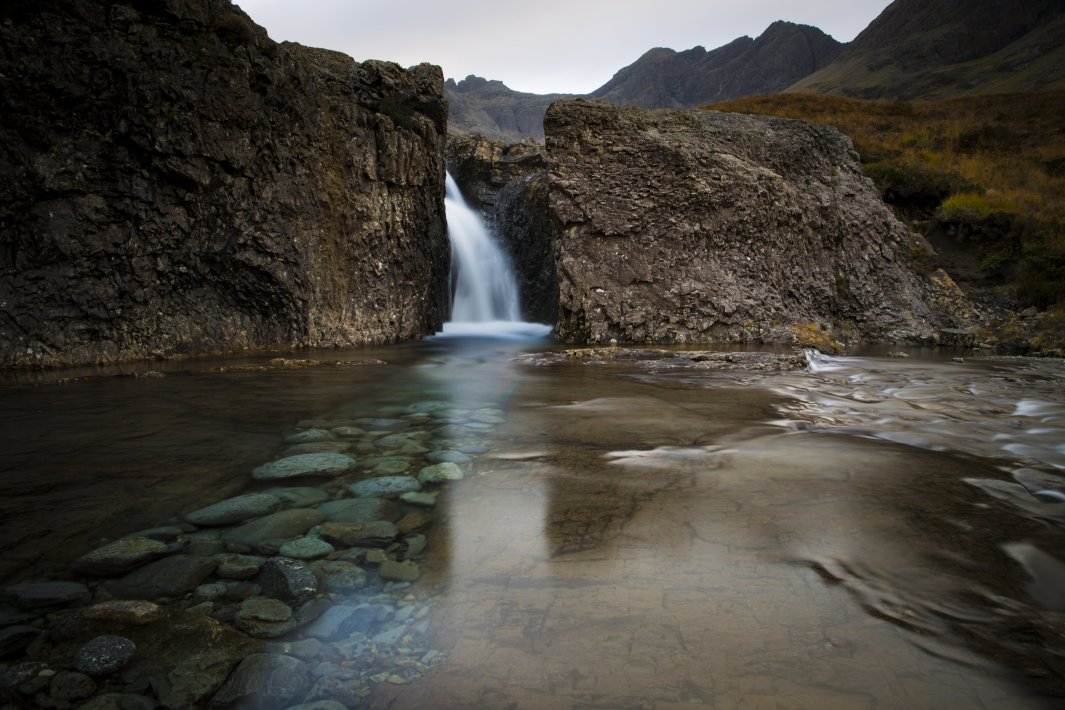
789, 0, 1065, 99
445, 76, 574, 142
446, 21, 842, 142
589, 21, 843, 107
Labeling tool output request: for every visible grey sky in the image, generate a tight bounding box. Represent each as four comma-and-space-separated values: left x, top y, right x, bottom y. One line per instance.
235, 0, 893, 95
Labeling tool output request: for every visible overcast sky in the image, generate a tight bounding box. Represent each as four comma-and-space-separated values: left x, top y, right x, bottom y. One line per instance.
234, 0, 893, 95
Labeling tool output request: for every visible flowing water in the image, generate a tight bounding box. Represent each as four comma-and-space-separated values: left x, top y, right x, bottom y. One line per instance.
1, 199, 1064, 706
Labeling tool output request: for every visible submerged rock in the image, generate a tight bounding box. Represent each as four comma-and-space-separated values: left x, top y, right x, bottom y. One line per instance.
223, 509, 326, 554
102, 556, 217, 600
349, 476, 422, 498
320, 522, 398, 548
2, 581, 89, 609
185, 493, 282, 526
251, 453, 357, 481
72, 538, 169, 576
73, 635, 136, 677
417, 462, 465, 484
258, 558, 319, 601
316, 497, 402, 524
209, 653, 309, 709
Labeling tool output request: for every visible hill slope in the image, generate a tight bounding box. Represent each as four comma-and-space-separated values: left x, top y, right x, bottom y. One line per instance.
790, 0, 1065, 99
590, 21, 843, 107
445, 76, 573, 142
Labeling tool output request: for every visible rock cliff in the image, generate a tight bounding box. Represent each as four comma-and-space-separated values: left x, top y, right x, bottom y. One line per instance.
0, 0, 450, 369
544, 100, 949, 345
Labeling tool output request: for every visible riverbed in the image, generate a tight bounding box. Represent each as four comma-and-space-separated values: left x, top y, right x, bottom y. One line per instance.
2, 333, 1063, 708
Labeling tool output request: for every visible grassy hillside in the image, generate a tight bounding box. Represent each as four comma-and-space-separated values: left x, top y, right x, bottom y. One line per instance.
708, 92, 1065, 322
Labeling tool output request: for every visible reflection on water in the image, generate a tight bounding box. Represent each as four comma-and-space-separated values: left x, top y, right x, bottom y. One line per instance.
1, 342, 1064, 708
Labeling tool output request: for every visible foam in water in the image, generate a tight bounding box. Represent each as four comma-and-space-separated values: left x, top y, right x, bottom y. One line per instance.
445, 173, 521, 324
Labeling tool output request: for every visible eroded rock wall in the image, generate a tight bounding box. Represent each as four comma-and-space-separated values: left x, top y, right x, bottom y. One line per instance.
0, 0, 450, 368
545, 99, 947, 345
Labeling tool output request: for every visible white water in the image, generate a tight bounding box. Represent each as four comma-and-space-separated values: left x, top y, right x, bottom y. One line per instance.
442, 173, 550, 339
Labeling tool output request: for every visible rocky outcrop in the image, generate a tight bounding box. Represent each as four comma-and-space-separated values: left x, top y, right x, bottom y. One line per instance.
544, 100, 951, 345
0, 0, 450, 369
444, 135, 546, 224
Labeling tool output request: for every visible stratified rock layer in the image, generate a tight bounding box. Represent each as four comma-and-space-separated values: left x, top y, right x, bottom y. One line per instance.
544, 99, 946, 345
0, 0, 450, 368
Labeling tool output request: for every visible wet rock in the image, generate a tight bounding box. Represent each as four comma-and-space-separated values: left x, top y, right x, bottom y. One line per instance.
399, 491, 438, 507
314, 561, 367, 594
316, 497, 401, 524
49, 670, 96, 701
2, 581, 89, 609
400, 534, 428, 558
263, 637, 322, 661
379, 560, 421, 583
0, 625, 43, 657
366, 418, 407, 431
282, 441, 353, 456
264, 488, 331, 509
102, 555, 217, 600
208, 653, 309, 709
129, 525, 192, 541
223, 509, 326, 554
425, 450, 472, 465
331, 426, 366, 438
185, 493, 282, 526
46, 605, 255, 709
371, 625, 407, 647
252, 453, 357, 481
349, 476, 422, 498
216, 554, 267, 580
73, 635, 136, 676
395, 512, 433, 535
320, 522, 398, 548
193, 583, 228, 604
285, 429, 337, 444
77, 693, 157, 710
303, 605, 370, 641
72, 537, 169, 576
371, 459, 412, 475
288, 700, 348, 710
278, 538, 335, 561
417, 462, 465, 484
258, 558, 318, 601
234, 598, 297, 639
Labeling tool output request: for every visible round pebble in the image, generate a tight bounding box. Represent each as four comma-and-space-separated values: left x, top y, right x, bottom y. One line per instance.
74, 635, 136, 677
278, 538, 335, 560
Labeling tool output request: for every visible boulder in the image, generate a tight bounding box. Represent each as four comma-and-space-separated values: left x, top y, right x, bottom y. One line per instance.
72, 537, 169, 576
208, 654, 309, 709
251, 453, 357, 481
223, 509, 326, 554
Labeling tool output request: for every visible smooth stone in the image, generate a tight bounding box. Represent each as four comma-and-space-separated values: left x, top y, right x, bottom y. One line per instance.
288, 701, 348, 710
278, 538, 334, 561
263, 637, 322, 660
425, 450, 472, 465
395, 512, 433, 535
193, 582, 228, 604
251, 453, 356, 481
319, 521, 398, 548
74, 635, 136, 676
72, 537, 169, 576
331, 426, 365, 437
303, 605, 367, 640
282, 441, 353, 456
129, 525, 191, 541
417, 462, 465, 484
209, 654, 309, 709
401, 534, 427, 558
258, 557, 318, 601
378, 559, 420, 583
316, 497, 401, 524
399, 492, 437, 508
49, 670, 96, 701
314, 561, 366, 594
284, 428, 337, 444
185, 493, 282, 527
371, 625, 407, 647
2, 581, 89, 609
365, 418, 407, 431
458, 443, 490, 454
102, 555, 217, 600
235, 598, 297, 638
215, 554, 266, 580
0, 625, 42, 657
77, 693, 157, 710
373, 434, 416, 449
265, 487, 330, 508
349, 476, 421, 498
223, 509, 326, 554
371, 459, 411, 475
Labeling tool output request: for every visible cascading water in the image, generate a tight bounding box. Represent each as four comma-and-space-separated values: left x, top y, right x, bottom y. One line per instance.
445, 173, 521, 323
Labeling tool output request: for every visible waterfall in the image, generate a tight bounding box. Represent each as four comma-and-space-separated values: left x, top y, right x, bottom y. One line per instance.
444, 172, 522, 324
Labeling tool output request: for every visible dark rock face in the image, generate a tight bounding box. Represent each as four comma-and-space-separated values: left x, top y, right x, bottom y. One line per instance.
544, 100, 947, 345
445, 135, 555, 323
590, 21, 843, 108
0, 0, 450, 369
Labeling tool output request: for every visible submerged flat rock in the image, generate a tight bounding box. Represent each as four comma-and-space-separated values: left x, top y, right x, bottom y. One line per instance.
349, 476, 422, 498
251, 453, 357, 481
223, 509, 326, 554
516, 348, 808, 371
72, 537, 169, 576
185, 493, 282, 526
